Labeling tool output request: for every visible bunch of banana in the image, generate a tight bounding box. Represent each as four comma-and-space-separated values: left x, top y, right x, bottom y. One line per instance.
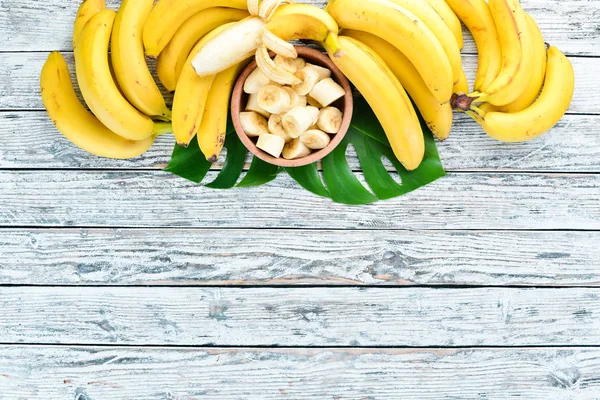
448, 0, 574, 142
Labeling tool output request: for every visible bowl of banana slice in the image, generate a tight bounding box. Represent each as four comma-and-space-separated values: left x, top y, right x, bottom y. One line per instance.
231, 46, 353, 168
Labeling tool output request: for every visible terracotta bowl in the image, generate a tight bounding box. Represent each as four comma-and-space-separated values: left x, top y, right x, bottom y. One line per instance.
231, 46, 353, 168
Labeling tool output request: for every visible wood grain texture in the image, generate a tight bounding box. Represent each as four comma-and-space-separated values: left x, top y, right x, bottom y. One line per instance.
1, 287, 600, 346
0, 346, 599, 399
0, 171, 598, 229
1, 229, 599, 286
3, 52, 598, 114
1, 0, 599, 55
3, 112, 600, 172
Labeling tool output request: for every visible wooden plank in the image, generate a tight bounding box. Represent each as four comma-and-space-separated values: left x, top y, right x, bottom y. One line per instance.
1, 229, 599, 286
2, 287, 600, 346
1, 0, 598, 56
0, 171, 598, 230
2, 112, 600, 172
3, 52, 598, 114
0, 346, 599, 399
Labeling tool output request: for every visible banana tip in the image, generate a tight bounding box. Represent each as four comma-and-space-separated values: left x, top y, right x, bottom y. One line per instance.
451, 93, 477, 112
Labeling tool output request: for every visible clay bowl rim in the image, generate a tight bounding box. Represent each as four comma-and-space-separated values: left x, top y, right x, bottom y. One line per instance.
231, 46, 353, 168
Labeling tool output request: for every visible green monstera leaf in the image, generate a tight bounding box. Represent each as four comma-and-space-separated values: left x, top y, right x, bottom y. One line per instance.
165, 97, 446, 204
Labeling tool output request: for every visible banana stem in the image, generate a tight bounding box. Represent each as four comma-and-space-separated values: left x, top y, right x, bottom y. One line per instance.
152, 122, 173, 136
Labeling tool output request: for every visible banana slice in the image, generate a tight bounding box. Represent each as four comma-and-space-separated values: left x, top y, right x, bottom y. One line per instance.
282, 138, 312, 160
305, 63, 331, 80
257, 133, 286, 157
283, 87, 307, 112
262, 28, 298, 59
293, 65, 323, 95
317, 106, 343, 134
274, 55, 299, 74
282, 106, 319, 138
244, 68, 271, 94
300, 129, 331, 150
246, 93, 271, 118
306, 94, 322, 108
257, 84, 291, 114
240, 111, 270, 137
309, 78, 345, 107
294, 58, 307, 70
268, 114, 293, 143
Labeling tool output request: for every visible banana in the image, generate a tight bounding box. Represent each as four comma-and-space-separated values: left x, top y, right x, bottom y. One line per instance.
111, 0, 170, 120
489, 14, 548, 113
257, 84, 292, 114
268, 114, 292, 143
143, 0, 247, 58
324, 35, 424, 170
274, 55, 299, 74
306, 95, 322, 108
293, 65, 325, 96
258, 0, 290, 21
240, 111, 270, 137
317, 106, 343, 134
247, 0, 260, 16
470, 0, 531, 106
454, 69, 469, 95
422, 0, 463, 50
75, 10, 162, 141
445, 0, 501, 91
327, 0, 453, 103
156, 7, 249, 92
198, 61, 248, 162
385, 0, 462, 83
257, 133, 286, 157
244, 68, 272, 94
73, 0, 105, 49
468, 46, 574, 142
41, 52, 166, 159
192, 17, 265, 77
309, 78, 345, 108
262, 27, 298, 58
282, 106, 320, 138
282, 138, 312, 159
255, 45, 302, 85
300, 129, 331, 150
246, 93, 272, 118
341, 30, 452, 141
265, 3, 342, 55
283, 87, 307, 112
172, 23, 235, 146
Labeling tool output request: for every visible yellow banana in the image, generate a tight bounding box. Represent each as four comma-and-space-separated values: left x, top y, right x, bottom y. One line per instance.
73, 0, 105, 49
324, 36, 424, 171
266, 3, 342, 54
198, 61, 248, 162
453, 69, 469, 94
342, 30, 453, 141
143, 0, 247, 58
445, 0, 501, 91
75, 10, 162, 141
468, 47, 574, 142
423, 0, 463, 50
40, 52, 167, 159
386, 0, 462, 83
156, 7, 249, 92
489, 14, 548, 113
326, 0, 453, 103
172, 23, 236, 146
111, 0, 171, 120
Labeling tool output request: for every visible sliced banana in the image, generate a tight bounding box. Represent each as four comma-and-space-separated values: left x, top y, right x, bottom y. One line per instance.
257, 133, 286, 158
262, 28, 298, 59
292, 65, 322, 96
244, 68, 271, 94
274, 55, 299, 74
294, 58, 307, 70
283, 87, 307, 112
246, 93, 271, 118
240, 111, 270, 137
257, 84, 291, 114
309, 78, 345, 107
283, 138, 312, 160
317, 106, 343, 134
300, 129, 331, 150
268, 114, 293, 143
305, 63, 332, 81
306, 94, 322, 108
255, 46, 302, 86
282, 106, 319, 138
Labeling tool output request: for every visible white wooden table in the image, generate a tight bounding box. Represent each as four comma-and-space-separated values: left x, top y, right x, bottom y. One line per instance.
1, 0, 599, 398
